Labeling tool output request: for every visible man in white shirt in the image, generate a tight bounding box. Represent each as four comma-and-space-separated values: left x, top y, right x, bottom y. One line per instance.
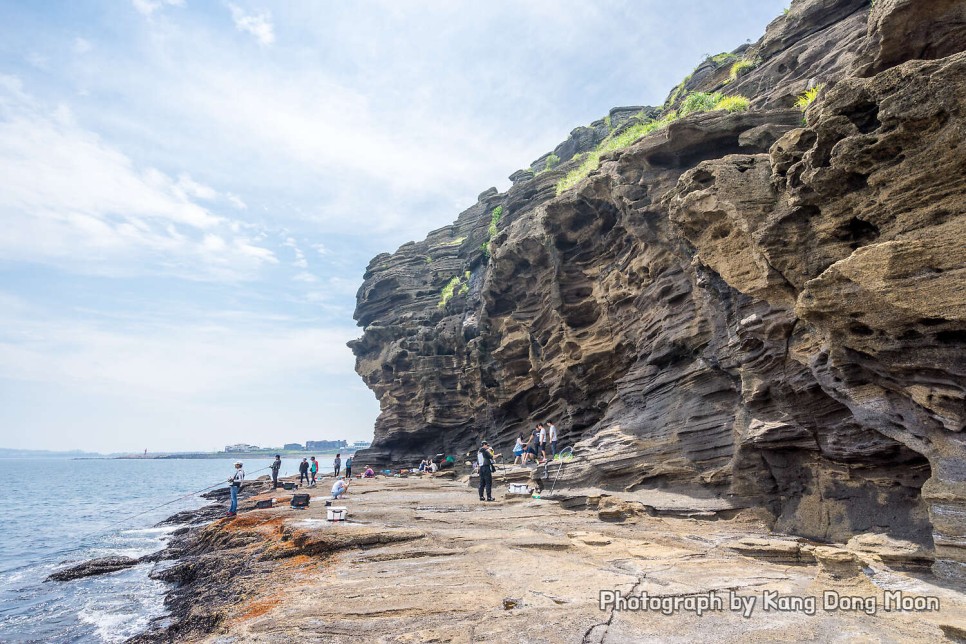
547, 420, 558, 459
331, 477, 349, 500
537, 423, 547, 462
227, 462, 245, 517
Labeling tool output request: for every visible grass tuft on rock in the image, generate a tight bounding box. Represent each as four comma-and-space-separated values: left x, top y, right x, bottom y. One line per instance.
714, 95, 750, 112
556, 112, 679, 195
796, 84, 824, 111
730, 59, 756, 81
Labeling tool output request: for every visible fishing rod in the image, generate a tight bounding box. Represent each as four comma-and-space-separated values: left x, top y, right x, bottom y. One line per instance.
549, 446, 573, 496
80, 465, 272, 539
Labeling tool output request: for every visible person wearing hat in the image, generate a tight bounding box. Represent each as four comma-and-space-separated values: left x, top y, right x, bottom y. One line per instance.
270, 454, 282, 489
477, 441, 500, 502
227, 461, 245, 517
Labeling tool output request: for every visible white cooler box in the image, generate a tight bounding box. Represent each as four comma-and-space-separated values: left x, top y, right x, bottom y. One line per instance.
507, 484, 530, 495
327, 506, 348, 521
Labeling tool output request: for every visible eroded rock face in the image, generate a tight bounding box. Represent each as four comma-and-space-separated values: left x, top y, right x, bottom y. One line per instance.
351, 0, 966, 579
855, 0, 966, 76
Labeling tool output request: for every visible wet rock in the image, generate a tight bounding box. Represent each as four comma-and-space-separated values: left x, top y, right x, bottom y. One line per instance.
156, 504, 226, 526
46, 556, 138, 582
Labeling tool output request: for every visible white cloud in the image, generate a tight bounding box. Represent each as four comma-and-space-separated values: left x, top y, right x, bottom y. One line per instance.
24, 52, 48, 70
0, 75, 276, 279
73, 37, 93, 55
132, 0, 185, 16
0, 303, 357, 398
176, 173, 218, 200
283, 236, 310, 269
226, 193, 247, 209
227, 4, 275, 46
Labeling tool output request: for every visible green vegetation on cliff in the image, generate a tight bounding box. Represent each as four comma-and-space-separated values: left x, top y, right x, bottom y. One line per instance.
729, 58, 756, 81
796, 84, 824, 111
439, 271, 472, 308
556, 93, 749, 195
481, 205, 504, 257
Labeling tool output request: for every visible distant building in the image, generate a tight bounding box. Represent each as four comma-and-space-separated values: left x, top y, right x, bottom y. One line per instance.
351, 441, 371, 449
305, 440, 347, 451
283, 443, 304, 451
225, 443, 260, 452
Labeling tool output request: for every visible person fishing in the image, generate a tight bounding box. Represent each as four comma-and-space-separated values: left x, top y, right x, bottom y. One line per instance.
270, 454, 281, 489
477, 441, 500, 502
227, 461, 245, 517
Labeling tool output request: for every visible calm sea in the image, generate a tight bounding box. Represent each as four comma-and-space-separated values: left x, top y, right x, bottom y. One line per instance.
0, 456, 337, 643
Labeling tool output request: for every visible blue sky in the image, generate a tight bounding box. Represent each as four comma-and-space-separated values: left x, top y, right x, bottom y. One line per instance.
0, 0, 786, 453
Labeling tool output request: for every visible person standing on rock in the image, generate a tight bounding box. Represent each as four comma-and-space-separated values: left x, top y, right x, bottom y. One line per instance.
537, 423, 547, 462
512, 434, 525, 465
334, 453, 342, 477
309, 456, 318, 486
298, 458, 310, 486
344, 454, 353, 479
227, 461, 245, 517
546, 421, 558, 460
477, 441, 499, 502
270, 454, 282, 489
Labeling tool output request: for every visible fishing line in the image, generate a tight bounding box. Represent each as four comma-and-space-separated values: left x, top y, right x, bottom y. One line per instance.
80, 466, 272, 539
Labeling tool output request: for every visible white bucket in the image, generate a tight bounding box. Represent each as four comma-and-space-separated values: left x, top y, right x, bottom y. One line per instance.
327, 506, 348, 521
508, 484, 529, 495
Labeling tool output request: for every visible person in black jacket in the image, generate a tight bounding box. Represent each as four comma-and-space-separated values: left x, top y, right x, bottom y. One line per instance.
477, 442, 500, 502
298, 458, 310, 486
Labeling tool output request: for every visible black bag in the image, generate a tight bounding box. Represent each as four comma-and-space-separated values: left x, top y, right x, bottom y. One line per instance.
290, 494, 310, 508
282, 482, 296, 490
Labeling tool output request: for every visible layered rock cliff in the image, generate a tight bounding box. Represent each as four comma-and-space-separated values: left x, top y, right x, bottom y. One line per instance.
350, 0, 966, 580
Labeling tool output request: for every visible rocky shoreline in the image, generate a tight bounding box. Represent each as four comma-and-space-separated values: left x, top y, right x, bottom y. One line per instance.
52, 471, 960, 643
39, 0, 966, 639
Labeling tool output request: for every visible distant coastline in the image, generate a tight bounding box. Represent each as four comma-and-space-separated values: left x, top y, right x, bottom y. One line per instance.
0, 448, 361, 460
113, 450, 351, 460
0, 447, 105, 459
